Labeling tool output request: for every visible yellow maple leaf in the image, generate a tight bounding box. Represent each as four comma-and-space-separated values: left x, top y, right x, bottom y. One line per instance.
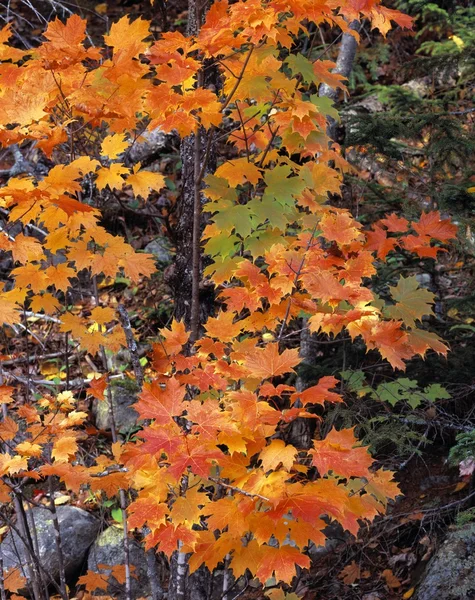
52, 435, 78, 463
127, 163, 166, 199
101, 133, 129, 159
259, 439, 297, 472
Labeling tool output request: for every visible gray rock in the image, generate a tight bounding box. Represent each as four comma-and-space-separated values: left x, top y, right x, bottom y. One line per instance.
87, 526, 154, 599
1, 506, 99, 586
416, 523, 475, 600
144, 238, 173, 266
128, 128, 169, 164
93, 379, 140, 434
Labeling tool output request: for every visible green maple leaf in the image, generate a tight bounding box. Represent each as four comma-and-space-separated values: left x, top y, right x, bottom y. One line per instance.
263, 165, 306, 207
386, 276, 434, 327
374, 378, 418, 407
212, 202, 255, 238
247, 196, 293, 231
423, 384, 451, 402
310, 95, 340, 121
245, 227, 286, 258
285, 53, 317, 85
204, 231, 240, 258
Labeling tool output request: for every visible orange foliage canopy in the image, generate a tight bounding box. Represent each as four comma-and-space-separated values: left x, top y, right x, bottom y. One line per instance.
0, 0, 455, 589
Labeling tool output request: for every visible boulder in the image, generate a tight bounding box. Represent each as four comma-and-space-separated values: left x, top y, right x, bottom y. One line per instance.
93, 379, 140, 434
416, 523, 475, 599
1, 506, 100, 586
144, 238, 173, 267
87, 526, 157, 599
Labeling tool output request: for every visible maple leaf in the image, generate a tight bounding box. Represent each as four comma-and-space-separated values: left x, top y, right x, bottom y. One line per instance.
255, 545, 310, 584
310, 427, 374, 479
0, 453, 28, 476
126, 163, 166, 199
0, 416, 18, 441
380, 213, 409, 233
259, 439, 297, 472
101, 133, 128, 159
78, 570, 108, 593
0, 385, 15, 405
205, 497, 249, 533
41, 463, 90, 493
140, 422, 184, 458
30, 293, 61, 314
11, 233, 44, 264
412, 211, 457, 242
160, 320, 190, 355
406, 328, 448, 358
215, 158, 262, 186
145, 523, 198, 556
291, 376, 343, 406
204, 311, 243, 343
167, 437, 223, 479
386, 276, 434, 328
339, 561, 361, 584
365, 225, 398, 259
120, 251, 156, 282
95, 163, 129, 191
243, 344, 300, 380
43, 14, 86, 49
104, 16, 151, 55
52, 435, 78, 463
12, 263, 49, 292
4, 568, 26, 594
188, 530, 236, 573
170, 488, 210, 526
135, 377, 185, 424
128, 496, 169, 530
319, 211, 362, 246
367, 320, 414, 370
313, 60, 348, 89
90, 470, 128, 497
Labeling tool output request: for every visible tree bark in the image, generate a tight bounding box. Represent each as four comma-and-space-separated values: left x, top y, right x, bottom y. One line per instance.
172, 0, 217, 330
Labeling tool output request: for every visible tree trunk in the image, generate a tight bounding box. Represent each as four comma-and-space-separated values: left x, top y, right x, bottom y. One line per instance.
167, 1, 217, 597
172, 0, 217, 330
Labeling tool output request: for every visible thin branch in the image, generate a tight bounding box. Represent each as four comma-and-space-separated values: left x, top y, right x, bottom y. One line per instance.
117, 305, 144, 389
208, 477, 270, 502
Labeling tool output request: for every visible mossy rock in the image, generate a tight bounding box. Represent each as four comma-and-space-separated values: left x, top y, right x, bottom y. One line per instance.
416, 523, 475, 599
1, 506, 100, 588
87, 526, 152, 599
93, 379, 140, 435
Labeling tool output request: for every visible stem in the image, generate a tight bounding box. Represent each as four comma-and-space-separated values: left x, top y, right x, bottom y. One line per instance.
48, 478, 69, 600
13, 495, 44, 600
190, 85, 204, 344
0, 554, 6, 600
117, 304, 144, 389
104, 380, 132, 600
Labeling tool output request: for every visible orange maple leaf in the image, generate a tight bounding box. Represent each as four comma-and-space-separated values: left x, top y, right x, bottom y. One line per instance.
135, 377, 185, 424
310, 427, 374, 479
243, 343, 300, 380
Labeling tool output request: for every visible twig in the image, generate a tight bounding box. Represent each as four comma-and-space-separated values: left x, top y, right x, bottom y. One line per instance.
23, 311, 62, 324
48, 478, 69, 600
0, 554, 6, 600
117, 305, 144, 389
103, 376, 132, 600
208, 477, 270, 502
277, 225, 318, 343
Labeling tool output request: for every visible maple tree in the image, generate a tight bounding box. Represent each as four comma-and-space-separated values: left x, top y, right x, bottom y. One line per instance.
0, 0, 458, 598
